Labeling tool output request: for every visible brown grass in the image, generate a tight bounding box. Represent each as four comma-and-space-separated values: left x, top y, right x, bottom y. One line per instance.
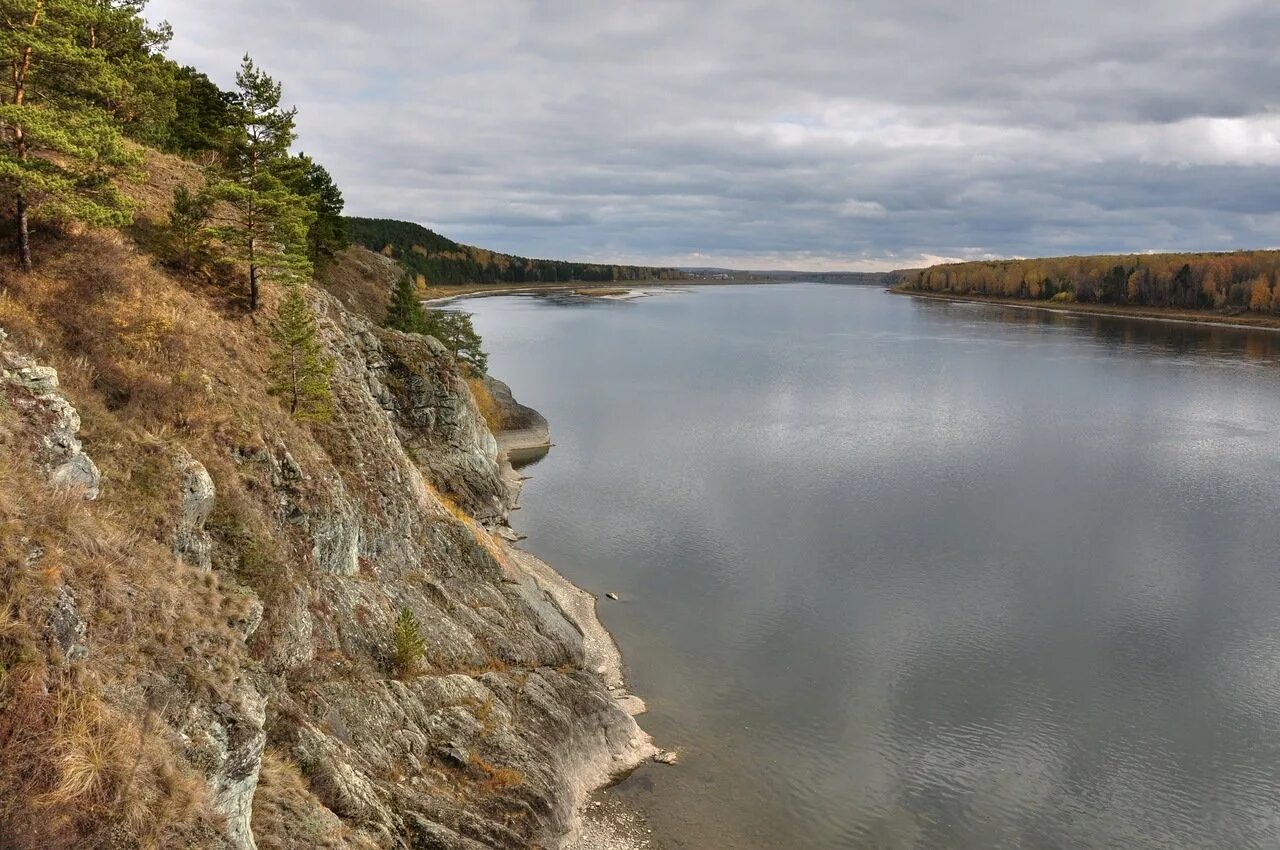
469, 754, 525, 793
465, 374, 503, 432
0, 201, 316, 846
315, 245, 401, 324
251, 750, 379, 850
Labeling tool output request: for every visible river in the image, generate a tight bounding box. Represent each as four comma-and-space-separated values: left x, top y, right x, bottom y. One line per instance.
464, 283, 1280, 849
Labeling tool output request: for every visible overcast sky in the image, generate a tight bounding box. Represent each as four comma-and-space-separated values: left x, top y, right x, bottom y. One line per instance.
146, 1, 1280, 271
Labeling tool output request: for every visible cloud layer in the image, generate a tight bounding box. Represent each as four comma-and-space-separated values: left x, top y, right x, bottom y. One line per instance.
147, 0, 1280, 270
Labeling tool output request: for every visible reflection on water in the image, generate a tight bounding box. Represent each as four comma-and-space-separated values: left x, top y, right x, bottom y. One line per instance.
928, 298, 1280, 362
467, 285, 1280, 849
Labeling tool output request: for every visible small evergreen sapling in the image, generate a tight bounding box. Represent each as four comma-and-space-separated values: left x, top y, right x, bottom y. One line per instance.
167, 185, 212, 270
268, 282, 334, 421
391, 607, 426, 678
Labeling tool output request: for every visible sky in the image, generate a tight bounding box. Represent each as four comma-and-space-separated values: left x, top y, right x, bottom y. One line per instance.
146, 0, 1280, 272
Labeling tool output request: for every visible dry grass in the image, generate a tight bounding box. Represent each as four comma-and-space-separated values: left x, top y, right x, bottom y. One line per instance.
315, 245, 401, 324
252, 750, 379, 850
469, 754, 525, 793
125, 146, 207, 224
0, 207, 315, 846
465, 374, 503, 432
0, 453, 236, 847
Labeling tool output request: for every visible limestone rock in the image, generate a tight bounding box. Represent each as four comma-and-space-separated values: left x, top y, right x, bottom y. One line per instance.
1, 346, 101, 499
174, 450, 216, 571
483, 375, 552, 466
653, 749, 681, 765
48, 585, 89, 662
190, 686, 267, 850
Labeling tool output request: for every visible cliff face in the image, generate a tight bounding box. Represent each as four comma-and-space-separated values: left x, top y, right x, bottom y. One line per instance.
0, 235, 649, 850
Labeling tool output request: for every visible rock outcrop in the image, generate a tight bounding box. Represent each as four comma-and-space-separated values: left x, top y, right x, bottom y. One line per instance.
226, 288, 652, 847
483, 375, 551, 466
1, 329, 101, 499
174, 449, 217, 571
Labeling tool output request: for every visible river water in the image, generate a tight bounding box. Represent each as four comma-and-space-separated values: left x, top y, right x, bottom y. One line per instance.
464, 284, 1280, 849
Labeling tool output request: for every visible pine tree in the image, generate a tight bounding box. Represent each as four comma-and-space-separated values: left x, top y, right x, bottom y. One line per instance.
268, 282, 334, 421
166, 185, 211, 269
0, 0, 145, 271
206, 55, 314, 310
423, 310, 488, 373
165, 65, 234, 157
77, 0, 174, 136
275, 153, 347, 266
385, 272, 426, 334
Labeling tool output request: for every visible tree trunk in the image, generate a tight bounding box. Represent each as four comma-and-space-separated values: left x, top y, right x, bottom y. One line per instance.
16, 194, 31, 273
247, 228, 259, 309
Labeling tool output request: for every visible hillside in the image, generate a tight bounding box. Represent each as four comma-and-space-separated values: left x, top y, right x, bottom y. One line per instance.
893, 250, 1280, 315
0, 156, 651, 850
345, 216, 690, 286
0, 4, 653, 845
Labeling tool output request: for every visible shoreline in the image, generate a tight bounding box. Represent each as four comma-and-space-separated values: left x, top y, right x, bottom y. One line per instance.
505, 542, 657, 850
490, 399, 657, 849
893, 288, 1280, 333
422, 277, 780, 305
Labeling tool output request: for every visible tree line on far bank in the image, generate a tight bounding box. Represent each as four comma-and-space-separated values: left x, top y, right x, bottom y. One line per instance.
895, 251, 1280, 313
346, 216, 689, 287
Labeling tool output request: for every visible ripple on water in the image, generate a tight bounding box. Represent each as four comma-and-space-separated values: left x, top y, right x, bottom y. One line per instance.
465, 285, 1280, 850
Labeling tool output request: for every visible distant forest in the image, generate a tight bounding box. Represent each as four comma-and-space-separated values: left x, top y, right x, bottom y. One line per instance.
345, 217, 689, 285
893, 251, 1280, 313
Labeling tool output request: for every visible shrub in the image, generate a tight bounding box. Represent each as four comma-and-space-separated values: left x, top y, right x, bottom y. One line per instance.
390, 607, 426, 679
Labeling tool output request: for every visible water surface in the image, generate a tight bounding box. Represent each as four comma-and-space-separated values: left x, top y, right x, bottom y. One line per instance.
465, 284, 1280, 849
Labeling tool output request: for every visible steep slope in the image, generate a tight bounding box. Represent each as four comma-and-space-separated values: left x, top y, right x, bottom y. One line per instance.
0, 219, 650, 847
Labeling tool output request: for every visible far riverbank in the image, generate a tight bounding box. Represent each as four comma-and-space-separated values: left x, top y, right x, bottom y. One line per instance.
894, 288, 1280, 332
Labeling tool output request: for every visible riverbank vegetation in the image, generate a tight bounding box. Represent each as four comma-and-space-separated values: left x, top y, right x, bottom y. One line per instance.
893, 251, 1280, 315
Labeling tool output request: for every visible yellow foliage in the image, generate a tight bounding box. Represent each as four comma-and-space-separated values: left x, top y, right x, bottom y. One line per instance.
1249, 276, 1273, 312
898, 250, 1280, 313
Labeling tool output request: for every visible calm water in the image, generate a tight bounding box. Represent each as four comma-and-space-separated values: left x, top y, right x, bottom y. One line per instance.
464, 285, 1280, 849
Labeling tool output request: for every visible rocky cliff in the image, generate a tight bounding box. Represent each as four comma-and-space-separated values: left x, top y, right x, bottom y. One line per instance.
0, 235, 650, 850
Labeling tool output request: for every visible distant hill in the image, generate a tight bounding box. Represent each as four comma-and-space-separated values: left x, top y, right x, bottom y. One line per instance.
344, 217, 689, 286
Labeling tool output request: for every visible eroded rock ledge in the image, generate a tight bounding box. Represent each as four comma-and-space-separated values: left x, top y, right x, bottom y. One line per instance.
483, 375, 552, 467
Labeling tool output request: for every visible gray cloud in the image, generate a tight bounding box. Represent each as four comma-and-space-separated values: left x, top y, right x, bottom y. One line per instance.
147, 0, 1280, 270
